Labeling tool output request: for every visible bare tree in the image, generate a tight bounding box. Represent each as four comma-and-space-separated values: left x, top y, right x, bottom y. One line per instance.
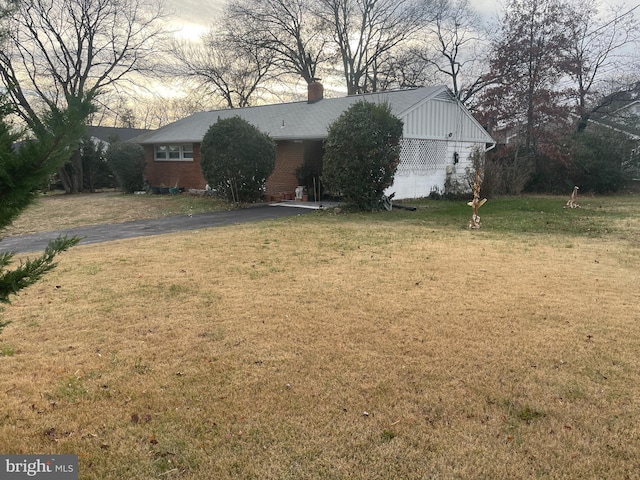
315, 0, 433, 94
563, 2, 640, 131
360, 48, 438, 91
226, 0, 328, 85
412, 0, 493, 105
130, 92, 212, 129
171, 29, 276, 109
481, 0, 568, 153
0, 0, 168, 192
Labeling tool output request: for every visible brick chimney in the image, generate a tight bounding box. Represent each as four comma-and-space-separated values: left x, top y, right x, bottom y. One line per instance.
308, 81, 324, 104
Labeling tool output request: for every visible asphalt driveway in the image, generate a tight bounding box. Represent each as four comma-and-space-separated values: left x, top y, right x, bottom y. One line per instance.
0, 204, 316, 254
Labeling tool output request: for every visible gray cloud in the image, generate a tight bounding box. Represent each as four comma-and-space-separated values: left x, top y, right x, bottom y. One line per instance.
167, 0, 223, 26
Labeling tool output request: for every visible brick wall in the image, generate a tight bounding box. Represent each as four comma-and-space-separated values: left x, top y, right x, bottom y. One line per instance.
143, 141, 306, 195
143, 144, 207, 190
265, 141, 305, 195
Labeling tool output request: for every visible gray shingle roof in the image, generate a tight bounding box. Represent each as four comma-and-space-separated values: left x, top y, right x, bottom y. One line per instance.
88, 126, 151, 143
134, 86, 449, 144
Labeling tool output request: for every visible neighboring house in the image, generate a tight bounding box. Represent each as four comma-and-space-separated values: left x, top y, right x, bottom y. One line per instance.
133, 83, 495, 200
588, 100, 640, 141
586, 89, 640, 180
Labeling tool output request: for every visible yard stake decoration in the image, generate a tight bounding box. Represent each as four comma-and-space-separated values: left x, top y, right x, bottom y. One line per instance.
467, 165, 487, 229
564, 186, 580, 209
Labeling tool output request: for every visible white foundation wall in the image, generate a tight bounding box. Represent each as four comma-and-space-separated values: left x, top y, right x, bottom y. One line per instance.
386, 140, 482, 199
386, 170, 447, 199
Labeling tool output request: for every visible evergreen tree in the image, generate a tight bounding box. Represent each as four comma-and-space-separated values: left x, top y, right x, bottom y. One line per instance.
0, 95, 93, 336
323, 101, 403, 211
200, 116, 276, 203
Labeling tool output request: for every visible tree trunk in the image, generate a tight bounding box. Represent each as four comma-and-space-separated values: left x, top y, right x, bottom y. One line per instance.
58, 150, 84, 193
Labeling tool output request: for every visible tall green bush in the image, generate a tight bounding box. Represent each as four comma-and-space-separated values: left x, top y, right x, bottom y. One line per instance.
570, 127, 630, 193
81, 137, 116, 191
322, 101, 403, 211
106, 142, 146, 193
200, 116, 275, 203
484, 145, 536, 196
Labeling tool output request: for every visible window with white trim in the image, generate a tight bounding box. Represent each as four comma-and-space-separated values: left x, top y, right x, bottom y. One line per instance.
154, 144, 194, 161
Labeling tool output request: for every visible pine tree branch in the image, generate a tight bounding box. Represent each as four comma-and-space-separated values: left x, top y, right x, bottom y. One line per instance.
0, 236, 81, 305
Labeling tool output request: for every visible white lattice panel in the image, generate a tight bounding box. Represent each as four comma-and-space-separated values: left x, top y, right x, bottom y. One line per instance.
396, 138, 448, 176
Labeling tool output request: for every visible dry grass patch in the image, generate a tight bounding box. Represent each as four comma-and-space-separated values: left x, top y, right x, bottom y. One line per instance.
1, 208, 640, 478
2, 191, 229, 236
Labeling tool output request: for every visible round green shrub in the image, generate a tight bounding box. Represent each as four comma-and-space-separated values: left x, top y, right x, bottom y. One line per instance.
322, 101, 403, 210
200, 116, 275, 203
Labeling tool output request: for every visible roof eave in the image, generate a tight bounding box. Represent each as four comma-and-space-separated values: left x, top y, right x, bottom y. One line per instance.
136, 138, 201, 145
271, 135, 327, 142
136, 135, 330, 144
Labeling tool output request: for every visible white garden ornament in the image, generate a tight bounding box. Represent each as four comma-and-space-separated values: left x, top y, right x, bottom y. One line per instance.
467, 169, 487, 229
564, 186, 580, 209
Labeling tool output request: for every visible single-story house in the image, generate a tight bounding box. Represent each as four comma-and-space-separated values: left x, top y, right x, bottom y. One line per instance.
133, 83, 495, 200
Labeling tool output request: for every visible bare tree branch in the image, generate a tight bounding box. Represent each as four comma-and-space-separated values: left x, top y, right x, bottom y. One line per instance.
315, 0, 434, 94
226, 0, 329, 85
409, 0, 493, 105
563, 1, 640, 131
170, 30, 276, 109
0, 0, 169, 128
480, 0, 569, 153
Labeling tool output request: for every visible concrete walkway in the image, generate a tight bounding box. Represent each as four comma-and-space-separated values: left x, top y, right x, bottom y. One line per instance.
0, 203, 321, 254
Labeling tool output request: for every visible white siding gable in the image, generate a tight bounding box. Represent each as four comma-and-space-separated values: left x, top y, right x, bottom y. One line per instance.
401, 95, 490, 143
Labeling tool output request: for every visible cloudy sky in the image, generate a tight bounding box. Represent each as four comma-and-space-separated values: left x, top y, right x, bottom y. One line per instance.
167, 0, 222, 40
168, 0, 505, 40
169, 0, 222, 24
169, 0, 633, 34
